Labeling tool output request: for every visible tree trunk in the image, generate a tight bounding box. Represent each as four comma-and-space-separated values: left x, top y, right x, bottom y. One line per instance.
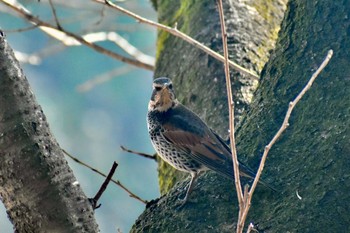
132, 0, 290, 232
153, 0, 287, 195
236, 1, 350, 231
0, 35, 99, 232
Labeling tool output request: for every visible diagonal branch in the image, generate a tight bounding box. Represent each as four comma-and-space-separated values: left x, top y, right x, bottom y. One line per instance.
0, 0, 154, 71
120, 145, 157, 161
92, 0, 259, 80
89, 161, 118, 210
77, 65, 133, 92
238, 50, 333, 231
63, 149, 148, 205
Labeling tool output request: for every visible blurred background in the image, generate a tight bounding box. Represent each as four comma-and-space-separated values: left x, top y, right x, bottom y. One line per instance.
0, 0, 158, 232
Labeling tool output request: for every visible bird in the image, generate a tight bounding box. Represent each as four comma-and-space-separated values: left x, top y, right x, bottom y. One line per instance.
147, 77, 272, 203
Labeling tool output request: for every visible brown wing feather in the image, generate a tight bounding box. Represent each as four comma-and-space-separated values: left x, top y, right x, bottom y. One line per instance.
162, 122, 233, 175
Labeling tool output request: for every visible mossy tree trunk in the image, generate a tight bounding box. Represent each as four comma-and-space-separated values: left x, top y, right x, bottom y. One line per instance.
153, 0, 287, 195
132, 0, 350, 232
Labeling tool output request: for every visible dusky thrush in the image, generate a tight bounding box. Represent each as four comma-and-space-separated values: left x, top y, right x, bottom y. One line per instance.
147, 77, 272, 203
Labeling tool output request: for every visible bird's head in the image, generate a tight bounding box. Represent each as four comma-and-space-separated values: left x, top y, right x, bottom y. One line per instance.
148, 77, 177, 112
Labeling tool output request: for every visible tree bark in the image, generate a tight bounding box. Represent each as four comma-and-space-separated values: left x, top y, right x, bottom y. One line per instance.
153, 0, 287, 195
0, 35, 99, 232
236, 1, 350, 231
132, 0, 286, 232
132, 0, 350, 232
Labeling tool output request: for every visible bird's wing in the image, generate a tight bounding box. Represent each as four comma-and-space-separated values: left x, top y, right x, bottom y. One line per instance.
210, 130, 257, 179
161, 113, 235, 178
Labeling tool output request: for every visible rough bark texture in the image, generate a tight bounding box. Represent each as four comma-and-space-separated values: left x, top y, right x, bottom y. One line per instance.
132, 0, 350, 232
132, 0, 285, 232
0, 36, 99, 232
236, 1, 350, 231
153, 0, 286, 196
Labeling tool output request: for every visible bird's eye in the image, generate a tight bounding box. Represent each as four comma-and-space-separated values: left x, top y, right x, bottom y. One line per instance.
168, 84, 173, 89
155, 86, 162, 91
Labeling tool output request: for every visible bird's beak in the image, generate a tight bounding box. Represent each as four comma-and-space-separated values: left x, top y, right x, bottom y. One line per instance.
163, 83, 170, 89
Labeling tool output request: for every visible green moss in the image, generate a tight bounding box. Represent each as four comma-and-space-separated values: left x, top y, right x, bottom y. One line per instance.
246, 0, 288, 72
155, 0, 202, 60
157, 160, 185, 194
155, 31, 169, 60
153, 0, 287, 202
154, 0, 215, 193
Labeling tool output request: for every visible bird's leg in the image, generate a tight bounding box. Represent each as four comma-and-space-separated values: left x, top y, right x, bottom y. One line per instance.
180, 172, 198, 203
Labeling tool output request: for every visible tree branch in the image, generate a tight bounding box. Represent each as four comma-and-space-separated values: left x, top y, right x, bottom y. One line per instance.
216, 0, 243, 211
239, 50, 333, 231
48, 0, 62, 30
120, 145, 157, 161
0, 0, 154, 71
93, 0, 259, 79
0, 32, 99, 232
63, 149, 148, 204
89, 162, 118, 210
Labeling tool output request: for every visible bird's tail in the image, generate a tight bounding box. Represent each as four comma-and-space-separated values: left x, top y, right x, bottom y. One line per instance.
211, 131, 277, 192
219, 162, 277, 192
238, 163, 278, 192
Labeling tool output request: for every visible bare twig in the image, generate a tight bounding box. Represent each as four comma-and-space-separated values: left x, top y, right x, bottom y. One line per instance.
246, 223, 256, 233
0, 0, 154, 71
2, 24, 38, 33
77, 65, 133, 92
48, 0, 62, 30
89, 161, 118, 210
82, 31, 155, 65
92, 0, 259, 80
217, 0, 243, 211
238, 50, 333, 230
120, 145, 157, 161
63, 149, 148, 204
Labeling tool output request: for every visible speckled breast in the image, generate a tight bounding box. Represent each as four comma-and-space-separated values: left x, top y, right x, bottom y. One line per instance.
147, 112, 202, 173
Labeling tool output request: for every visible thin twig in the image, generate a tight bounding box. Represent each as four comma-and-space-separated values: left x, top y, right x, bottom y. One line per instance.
2, 24, 38, 33
48, 0, 62, 30
82, 31, 155, 65
92, 0, 259, 80
246, 223, 256, 233
89, 161, 118, 210
0, 0, 154, 71
77, 65, 133, 92
63, 149, 148, 204
217, 0, 243, 212
120, 145, 157, 161
239, 50, 333, 229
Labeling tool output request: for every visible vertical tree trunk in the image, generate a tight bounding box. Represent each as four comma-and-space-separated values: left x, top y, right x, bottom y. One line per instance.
132, 0, 350, 232
132, 0, 286, 232
0, 36, 99, 232
153, 0, 287, 194
236, 1, 350, 231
